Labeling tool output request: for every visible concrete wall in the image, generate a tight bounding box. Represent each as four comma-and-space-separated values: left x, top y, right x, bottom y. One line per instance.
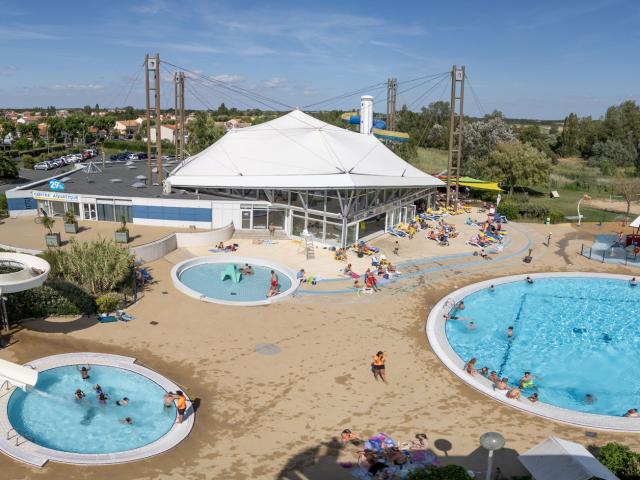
175, 222, 234, 247
6, 191, 37, 218
131, 222, 234, 263
130, 234, 178, 264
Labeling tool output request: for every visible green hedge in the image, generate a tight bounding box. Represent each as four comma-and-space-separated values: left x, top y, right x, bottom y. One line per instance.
6, 278, 95, 320
408, 465, 472, 480
498, 200, 566, 223
102, 139, 175, 154
597, 442, 640, 479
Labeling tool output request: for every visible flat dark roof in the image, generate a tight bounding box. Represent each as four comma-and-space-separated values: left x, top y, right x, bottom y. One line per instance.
13, 161, 223, 201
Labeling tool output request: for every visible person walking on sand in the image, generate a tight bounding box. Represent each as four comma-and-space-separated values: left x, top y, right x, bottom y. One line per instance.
372, 351, 387, 382
546, 232, 552, 247
268, 222, 276, 237
393, 241, 399, 256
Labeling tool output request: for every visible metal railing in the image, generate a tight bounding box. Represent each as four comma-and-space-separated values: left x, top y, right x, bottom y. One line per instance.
5, 427, 31, 446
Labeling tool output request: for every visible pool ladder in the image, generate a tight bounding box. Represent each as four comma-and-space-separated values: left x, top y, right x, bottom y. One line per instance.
5, 427, 31, 446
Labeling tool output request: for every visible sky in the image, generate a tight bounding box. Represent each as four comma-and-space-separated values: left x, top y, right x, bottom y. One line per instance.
0, 0, 638, 119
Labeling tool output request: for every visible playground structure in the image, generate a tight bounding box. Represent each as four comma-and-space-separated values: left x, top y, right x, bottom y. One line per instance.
220, 264, 242, 283
0, 358, 37, 391
0, 252, 50, 331
341, 95, 410, 143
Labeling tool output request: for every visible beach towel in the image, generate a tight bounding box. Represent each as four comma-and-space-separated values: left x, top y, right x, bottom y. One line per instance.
364, 433, 396, 452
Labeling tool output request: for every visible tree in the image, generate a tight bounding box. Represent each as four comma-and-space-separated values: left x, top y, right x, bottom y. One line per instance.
615, 175, 640, 222
217, 103, 229, 115
559, 112, 579, 157
590, 139, 637, 168
460, 116, 517, 168
470, 141, 551, 195
517, 125, 558, 162
0, 154, 18, 178
46, 116, 65, 142
83, 105, 92, 115
21, 154, 37, 169
187, 112, 225, 154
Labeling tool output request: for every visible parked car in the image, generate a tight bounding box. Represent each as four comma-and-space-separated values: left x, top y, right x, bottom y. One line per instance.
61, 156, 74, 165
127, 153, 139, 161
137, 152, 147, 160
34, 162, 52, 170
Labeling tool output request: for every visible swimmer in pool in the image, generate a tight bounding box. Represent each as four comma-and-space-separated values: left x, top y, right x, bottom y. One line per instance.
116, 397, 129, 406
495, 377, 509, 390
464, 357, 477, 375
74, 389, 86, 400
624, 408, 639, 417
77, 365, 91, 380
120, 417, 133, 425
528, 393, 539, 403
164, 392, 175, 408
456, 301, 465, 310
526, 276, 534, 284
98, 392, 108, 405
489, 371, 499, 383
585, 394, 596, 405
445, 313, 469, 321
479, 367, 489, 377
507, 326, 514, 339
630, 277, 638, 287
94, 384, 103, 395
466, 320, 477, 330
489, 285, 495, 292
519, 372, 536, 389
506, 387, 521, 400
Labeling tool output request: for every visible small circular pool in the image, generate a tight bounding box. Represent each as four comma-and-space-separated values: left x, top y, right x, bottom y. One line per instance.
8, 365, 175, 454
172, 256, 297, 306
0, 353, 194, 466
427, 273, 640, 431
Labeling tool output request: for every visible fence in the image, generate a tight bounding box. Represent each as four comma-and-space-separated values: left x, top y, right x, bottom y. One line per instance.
580, 243, 640, 266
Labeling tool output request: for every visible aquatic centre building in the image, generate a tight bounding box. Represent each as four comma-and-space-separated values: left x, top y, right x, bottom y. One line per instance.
7, 110, 442, 247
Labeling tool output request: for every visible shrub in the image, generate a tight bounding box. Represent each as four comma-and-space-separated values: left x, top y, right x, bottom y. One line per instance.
408, 465, 472, 480
6, 278, 95, 320
497, 201, 520, 221
40, 238, 134, 295
21, 154, 37, 169
96, 294, 120, 314
0, 155, 18, 178
596, 442, 640, 479
549, 210, 565, 224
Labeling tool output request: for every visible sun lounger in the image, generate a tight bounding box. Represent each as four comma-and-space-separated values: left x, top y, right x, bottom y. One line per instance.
387, 228, 407, 237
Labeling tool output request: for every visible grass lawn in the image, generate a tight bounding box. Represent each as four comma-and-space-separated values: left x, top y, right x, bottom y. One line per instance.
410, 147, 449, 175
524, 189, 622, 223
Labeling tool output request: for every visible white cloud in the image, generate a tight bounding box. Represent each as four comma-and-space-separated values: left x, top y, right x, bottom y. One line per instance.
130, 0, 170, 15
263, 77, 284, 88
210, 74, 243, 84
0, 26, 62, 40
48, 84, 105, 91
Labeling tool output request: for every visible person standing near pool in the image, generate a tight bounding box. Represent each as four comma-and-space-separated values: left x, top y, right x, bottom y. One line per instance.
372, 351, 386, 382
173, 390, 190, 424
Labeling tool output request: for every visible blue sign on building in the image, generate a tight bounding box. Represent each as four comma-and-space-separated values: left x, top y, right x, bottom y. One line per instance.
48, 179, 65, 191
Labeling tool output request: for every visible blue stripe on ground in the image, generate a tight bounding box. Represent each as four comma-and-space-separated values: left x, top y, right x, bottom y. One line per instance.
299, 227, 532, 296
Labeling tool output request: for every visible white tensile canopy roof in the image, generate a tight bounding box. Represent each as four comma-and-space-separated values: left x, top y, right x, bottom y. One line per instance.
168, 110, 444, 190
518, 437, 619, 480
629, 215, 640, 228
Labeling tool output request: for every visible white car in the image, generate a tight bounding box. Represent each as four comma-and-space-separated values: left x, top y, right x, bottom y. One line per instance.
127, 153, 139, 161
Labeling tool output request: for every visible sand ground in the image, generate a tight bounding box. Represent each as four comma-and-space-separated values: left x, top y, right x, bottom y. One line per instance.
0, 216, 192, 250
1, 211, 639, 479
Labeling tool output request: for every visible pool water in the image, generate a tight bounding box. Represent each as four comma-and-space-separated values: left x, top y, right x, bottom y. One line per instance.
8, 365, 176, 454
445, 277, 640, 417
178, 263, 292, 302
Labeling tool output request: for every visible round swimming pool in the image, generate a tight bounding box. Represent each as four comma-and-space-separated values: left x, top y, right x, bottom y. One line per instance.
171, 256, 297, 306
0, 353, 194, 466
8, 365, 175, 454
427, 273, 640, 431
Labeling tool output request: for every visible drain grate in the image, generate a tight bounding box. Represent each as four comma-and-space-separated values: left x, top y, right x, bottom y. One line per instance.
255, 343, 281, 355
